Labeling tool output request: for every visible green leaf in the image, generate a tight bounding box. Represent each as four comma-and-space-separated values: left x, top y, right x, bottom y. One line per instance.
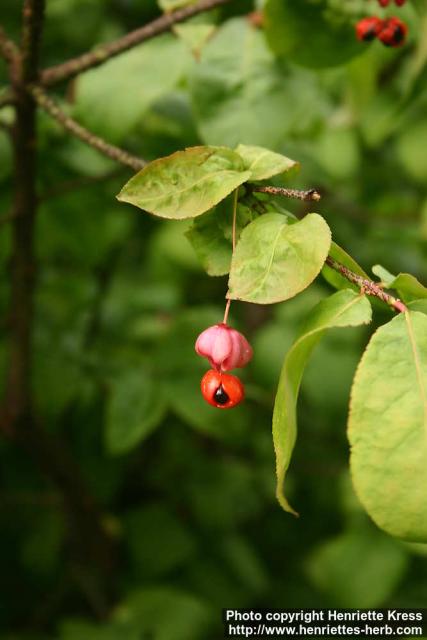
117, 146, 251, 219
381, 271, 427, 303
322, 242, 369, 292
186, 208, 231, 276
313, 127, 360, 180
159, 0, 197, 10
396, 121, 427, 183
349, 311, 427, 542
74, 35, 192, 143
372, 266, 427, 303
371, 264, 396, 286
124, 505, 196, 577
264, 0, 363, 69
116, 588, 213, 640
235, 144, 298, 181
228, 213, 331, 304
273, 290, 372, 514
307, 529, 408, 607
408, 299, 427, 314
186, 199, 257, 276
190, 19, 317, 148
106, 370, 166, 455
173, 24, 216, 58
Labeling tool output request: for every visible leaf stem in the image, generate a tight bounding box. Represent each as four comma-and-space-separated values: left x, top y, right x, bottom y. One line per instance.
29, 85, 145, 171
325, 256, 407, 313
223, 188, 239, 324
223, 299, 231, 324
41, 0, 233, 86
232, 186, 238, 252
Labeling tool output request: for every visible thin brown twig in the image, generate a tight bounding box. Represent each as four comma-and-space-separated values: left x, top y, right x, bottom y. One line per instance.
252, 185, 321, 202
325, 256, 407, 313
30, 85, 145, 171
41, 0, 233, 86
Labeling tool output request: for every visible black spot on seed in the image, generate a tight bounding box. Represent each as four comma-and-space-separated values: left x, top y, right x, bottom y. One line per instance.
363, 27, 376, 41
214, 385, 229, 405
393, 26, 404, 43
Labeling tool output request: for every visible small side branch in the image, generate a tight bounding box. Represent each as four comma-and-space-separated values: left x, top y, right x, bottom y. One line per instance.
252, 185, 321, 202
30, 85, 145, 171
325, 256, 407, 313
41, 0, 233, 86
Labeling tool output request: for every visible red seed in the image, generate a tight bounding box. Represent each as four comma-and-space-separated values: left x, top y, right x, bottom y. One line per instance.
200, 369, 245, 409
378, 17, 408, 47
355, 16, 383, 42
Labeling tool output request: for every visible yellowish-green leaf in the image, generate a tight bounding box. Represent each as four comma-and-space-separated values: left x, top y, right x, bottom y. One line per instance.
117, 146, 251, 219
228, 213, 331, 304
349, 311, 427, 542
273, 290, 372, 514
235, 144, 298, 181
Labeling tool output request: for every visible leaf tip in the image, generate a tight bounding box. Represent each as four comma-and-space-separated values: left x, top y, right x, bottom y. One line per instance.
276, 490, 299, 517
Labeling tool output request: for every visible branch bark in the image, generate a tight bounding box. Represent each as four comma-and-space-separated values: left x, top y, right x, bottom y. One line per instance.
30, 85, 145, 171
41, 0, 232, 86
325, 256, 407, 313
1, 2, 116, 613
3, 0, 44, 428
252, 185, 321, 202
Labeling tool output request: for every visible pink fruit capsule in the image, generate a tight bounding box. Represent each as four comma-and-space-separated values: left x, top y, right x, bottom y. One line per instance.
195, 323, 253, 372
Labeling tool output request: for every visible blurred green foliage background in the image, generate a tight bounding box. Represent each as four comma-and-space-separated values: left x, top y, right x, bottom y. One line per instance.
1, 0, 427, 638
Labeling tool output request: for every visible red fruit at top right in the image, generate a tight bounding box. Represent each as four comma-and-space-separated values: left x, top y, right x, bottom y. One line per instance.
378, 17, 408, 47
